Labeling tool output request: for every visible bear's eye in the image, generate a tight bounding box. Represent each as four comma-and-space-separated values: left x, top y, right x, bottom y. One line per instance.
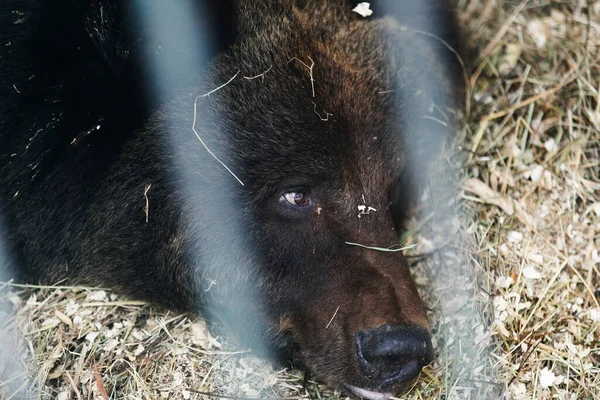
282, 191, 311, 207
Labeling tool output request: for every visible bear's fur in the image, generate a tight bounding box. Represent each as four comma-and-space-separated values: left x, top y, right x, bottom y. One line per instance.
0, 0, 461, 396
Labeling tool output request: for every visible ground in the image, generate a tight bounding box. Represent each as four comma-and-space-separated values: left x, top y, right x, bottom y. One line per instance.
1, 1, 599, 399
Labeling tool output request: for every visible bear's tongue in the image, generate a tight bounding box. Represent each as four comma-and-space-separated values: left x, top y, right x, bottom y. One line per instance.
344, 384, 394, 400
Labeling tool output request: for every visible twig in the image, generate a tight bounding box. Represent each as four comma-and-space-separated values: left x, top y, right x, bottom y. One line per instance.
505, 338, 543, 388
484, 69, 579, 122
186, 388, 304, 400
288, 56, 315, 97
422, 115, 448, 127
479, 0, 530, 61
469, 65, 581, 162
405, 243, 450, 260
325, 306, 340, 329
204, 278, 217, 292
143, 184, 151, 223
80, 301, 149, 307
519, 259, 568, 335
344, 242, 417, 252
0, 281, 103, 291
312, 102, 332, 121
193, 72, 244, 186
94, 371, 109, 400
65, 371, 82, 400
201, 71, 239, 98
244, 65, 273, 81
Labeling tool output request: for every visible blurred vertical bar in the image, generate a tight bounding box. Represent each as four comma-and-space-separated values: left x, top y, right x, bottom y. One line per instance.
0, 215, 26, 400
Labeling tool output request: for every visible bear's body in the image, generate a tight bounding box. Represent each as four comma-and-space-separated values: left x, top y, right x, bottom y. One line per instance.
0, 1, 460, 398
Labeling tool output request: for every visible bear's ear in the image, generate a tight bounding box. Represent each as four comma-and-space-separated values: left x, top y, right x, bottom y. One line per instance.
370, 1, 464, 217
353, 0, 464, 90
353, 0, 462, 51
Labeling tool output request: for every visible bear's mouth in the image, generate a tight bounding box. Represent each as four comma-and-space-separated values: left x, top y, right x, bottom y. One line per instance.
344, 384, 395, 400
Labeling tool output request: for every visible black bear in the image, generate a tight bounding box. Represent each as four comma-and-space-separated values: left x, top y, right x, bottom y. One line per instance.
0, 0, 461, 398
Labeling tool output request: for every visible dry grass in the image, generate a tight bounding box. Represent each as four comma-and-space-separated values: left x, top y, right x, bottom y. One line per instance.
459, 1, 600, 399
2, 1, 599, 399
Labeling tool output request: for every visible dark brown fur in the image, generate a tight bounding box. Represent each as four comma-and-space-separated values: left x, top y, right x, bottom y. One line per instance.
0, 0, 461, 396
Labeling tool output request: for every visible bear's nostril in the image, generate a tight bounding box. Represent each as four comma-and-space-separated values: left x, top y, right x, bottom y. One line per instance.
355, 325, 433, 386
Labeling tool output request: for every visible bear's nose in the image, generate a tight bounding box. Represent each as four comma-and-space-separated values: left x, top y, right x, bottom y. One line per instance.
355, 325, 434, 386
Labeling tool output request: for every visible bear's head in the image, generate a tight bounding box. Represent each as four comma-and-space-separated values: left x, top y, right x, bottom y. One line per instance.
156, 1, 458, 397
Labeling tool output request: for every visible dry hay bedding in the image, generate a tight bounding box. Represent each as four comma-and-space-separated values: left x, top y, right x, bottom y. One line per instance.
2, 1, 600, 399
